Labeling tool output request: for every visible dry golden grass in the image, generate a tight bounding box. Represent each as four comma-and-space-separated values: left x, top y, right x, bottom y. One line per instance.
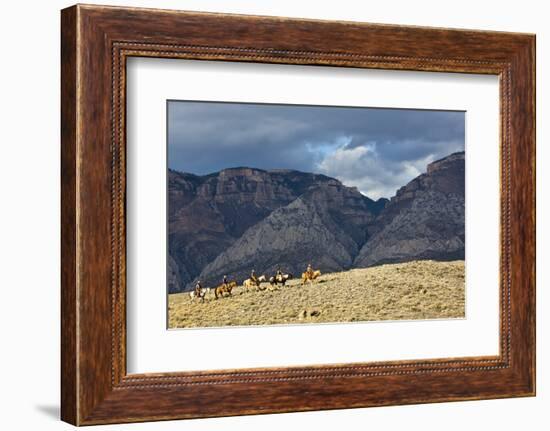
168, 260, 465, 329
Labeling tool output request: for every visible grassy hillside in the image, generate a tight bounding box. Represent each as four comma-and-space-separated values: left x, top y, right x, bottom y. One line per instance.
168, 260, 465, 329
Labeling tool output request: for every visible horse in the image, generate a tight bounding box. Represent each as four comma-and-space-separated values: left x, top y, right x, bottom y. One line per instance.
189, 287, 210, 302
269, 273, 293, 287
243, 278, 260, 290
214, 281, 237, 299
243, 275, 267, 291
301, 270, 321, 285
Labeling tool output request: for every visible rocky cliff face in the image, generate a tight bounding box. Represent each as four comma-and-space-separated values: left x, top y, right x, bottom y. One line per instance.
196, 183, 381, 288
354, 152, 465, 267
168, 152, 464, 292
168, 167, 384, 292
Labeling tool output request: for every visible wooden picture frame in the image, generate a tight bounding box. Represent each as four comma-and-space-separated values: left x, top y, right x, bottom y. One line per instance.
61, 4, 535, 425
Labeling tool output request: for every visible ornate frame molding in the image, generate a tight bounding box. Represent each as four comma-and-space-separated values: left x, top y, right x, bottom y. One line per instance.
61, 5, 535, 425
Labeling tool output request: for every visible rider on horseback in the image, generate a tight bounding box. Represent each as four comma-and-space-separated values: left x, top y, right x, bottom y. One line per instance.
194, 280, 203, 298
250, 269, 258, 284
276, 266, 283, 283
306, 263, 314, 280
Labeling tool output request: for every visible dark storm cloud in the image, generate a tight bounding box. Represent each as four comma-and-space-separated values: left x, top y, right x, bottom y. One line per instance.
167, 100, 464, 199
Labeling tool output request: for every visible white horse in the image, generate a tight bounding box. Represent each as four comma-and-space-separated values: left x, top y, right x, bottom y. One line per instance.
189, 287, 210, 302
243, 275, 267, 291
243, 278, 260, 290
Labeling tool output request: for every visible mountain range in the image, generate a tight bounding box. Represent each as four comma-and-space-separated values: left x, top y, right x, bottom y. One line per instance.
168, 151, 465, 292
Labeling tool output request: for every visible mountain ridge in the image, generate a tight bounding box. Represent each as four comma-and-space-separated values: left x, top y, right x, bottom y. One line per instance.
354, 151, 465, 267
168, 166, 387, 292
168, 152, 464, 292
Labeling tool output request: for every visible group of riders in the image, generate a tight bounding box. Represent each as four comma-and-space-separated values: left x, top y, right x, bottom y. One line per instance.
193, 264, 316, 298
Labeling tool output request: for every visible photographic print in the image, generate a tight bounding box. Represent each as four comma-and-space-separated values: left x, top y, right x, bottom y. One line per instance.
167, 101, 465, 329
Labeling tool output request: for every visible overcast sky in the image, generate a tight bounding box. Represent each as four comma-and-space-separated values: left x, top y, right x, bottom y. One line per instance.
168, 100, 464, 200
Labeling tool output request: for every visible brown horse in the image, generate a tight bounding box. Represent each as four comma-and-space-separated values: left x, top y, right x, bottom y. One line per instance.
214, 281, 237, 299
